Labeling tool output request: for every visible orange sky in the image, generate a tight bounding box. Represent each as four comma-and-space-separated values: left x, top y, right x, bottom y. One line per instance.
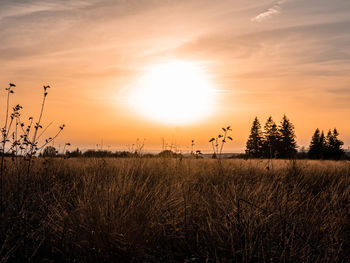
1, 0, 350, 153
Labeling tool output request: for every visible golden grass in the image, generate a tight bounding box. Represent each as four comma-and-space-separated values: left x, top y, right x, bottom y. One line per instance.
1, 158, 350, 262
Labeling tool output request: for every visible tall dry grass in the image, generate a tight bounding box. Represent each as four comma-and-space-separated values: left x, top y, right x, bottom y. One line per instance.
0, 158, 349, 262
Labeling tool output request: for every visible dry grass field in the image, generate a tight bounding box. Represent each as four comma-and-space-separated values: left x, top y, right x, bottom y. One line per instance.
0, 158, 349, 262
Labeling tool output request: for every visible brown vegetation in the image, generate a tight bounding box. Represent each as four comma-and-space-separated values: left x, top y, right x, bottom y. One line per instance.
0, 158, 349, 262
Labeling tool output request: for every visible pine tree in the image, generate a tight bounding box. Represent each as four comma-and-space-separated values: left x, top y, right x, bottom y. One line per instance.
308, 128, 326, 159
246, 117, 263, 158
278, 115, 297, 158
325, 130, 334, 159
308, 128, 320, 159
332, 129, 345, 159
325, 128, 345, 159
262, 116, 280, 158
319, 131, 326, 158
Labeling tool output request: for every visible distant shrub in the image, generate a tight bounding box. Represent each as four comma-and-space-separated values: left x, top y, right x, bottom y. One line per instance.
157, 150, 182, 158
41, 146, 57, 157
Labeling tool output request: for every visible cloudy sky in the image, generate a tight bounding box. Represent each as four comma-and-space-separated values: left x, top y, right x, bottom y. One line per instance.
0, 0, 349, 152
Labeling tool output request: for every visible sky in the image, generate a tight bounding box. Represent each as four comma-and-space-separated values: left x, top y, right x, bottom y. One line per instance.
0, 0, 350, 153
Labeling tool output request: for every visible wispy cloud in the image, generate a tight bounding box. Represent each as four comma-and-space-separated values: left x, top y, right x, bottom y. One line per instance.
0, 0, 93, 20
251, 0, 287, 22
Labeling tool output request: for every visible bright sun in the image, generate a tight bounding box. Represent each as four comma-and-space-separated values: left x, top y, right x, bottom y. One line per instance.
129, 61, 216, 125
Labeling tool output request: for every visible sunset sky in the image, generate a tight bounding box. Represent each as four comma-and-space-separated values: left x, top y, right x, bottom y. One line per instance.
1, 0, 350, 153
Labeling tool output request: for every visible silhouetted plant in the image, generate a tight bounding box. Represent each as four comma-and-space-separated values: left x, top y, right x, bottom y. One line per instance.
0, 83, 18, 209
0, 83, 65, 184
0, 83, 63, 215
62, 142, 71, 157
190, 140, 202, 158
25, 85, 65, 159
209, 126, 233, 160
133, 138, 145, 156
191, 139, 195, 155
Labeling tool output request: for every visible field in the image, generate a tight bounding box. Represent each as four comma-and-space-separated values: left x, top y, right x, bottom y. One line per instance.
0, 158, 349, 262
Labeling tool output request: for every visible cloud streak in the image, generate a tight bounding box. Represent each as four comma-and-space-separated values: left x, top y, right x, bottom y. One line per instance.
252, 0, 287, 22
0, 1, 92, 20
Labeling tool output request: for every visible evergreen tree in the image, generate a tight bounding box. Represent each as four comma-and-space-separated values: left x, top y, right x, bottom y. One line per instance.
308, 128, 320, 159
332, 129, 345, 159
325, 130, 333, 159
319, 131, 326, 158
278, 115, 297, 158
325, 129, 345, 159
262, 116, 280, 158
308, 128, 326, 159
246, 117, 263, 158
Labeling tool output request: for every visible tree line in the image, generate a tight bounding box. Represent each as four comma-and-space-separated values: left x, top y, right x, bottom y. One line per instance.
40, 147, 184, 159
40, 115, 346, 160
245, 115, 346, 160
308, 128, 345, 159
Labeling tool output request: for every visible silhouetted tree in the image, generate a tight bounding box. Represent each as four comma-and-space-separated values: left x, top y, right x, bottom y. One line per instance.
332, 129, 345, 158
308, 129, 326, 159
262, 116, 280, 158
246, 117, 263, 158
114, 151, 136, 158
319, 131, 326, 157
278, 115, 297, 158
83, 150, 114, 158
325, 129, 345, 160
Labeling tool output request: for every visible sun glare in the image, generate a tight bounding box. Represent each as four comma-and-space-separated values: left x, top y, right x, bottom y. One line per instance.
129, 61, 216, 125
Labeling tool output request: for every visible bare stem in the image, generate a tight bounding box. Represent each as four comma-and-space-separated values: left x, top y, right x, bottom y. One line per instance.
37, 128, 64, 151
36, 122, 53, 141
30, 92, 47, 155
219, 130, 227, 159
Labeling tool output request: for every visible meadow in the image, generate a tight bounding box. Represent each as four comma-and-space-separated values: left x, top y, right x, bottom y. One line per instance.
0, 157, 349, 262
